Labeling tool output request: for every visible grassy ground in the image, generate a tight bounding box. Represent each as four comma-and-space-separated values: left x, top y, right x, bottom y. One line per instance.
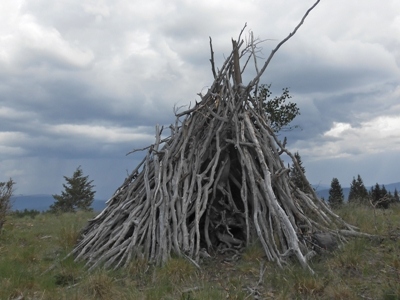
0, 205, 399, 299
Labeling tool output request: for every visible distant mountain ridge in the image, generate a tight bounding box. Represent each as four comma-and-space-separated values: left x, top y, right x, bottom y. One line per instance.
314, 182, 400, 201
11, 194, 107, 212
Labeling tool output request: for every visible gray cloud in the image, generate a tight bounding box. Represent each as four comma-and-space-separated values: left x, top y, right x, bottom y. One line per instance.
1, 0, 400, 198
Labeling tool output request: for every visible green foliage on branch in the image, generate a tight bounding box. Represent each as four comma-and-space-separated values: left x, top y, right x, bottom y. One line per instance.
50, 166, 95, 214
258, 84, 300, 132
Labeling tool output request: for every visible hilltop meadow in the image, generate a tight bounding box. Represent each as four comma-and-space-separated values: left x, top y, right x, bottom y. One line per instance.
0, 203, 399, 300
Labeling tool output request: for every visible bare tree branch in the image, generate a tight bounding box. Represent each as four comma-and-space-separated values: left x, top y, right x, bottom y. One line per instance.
248, 0, 321, 87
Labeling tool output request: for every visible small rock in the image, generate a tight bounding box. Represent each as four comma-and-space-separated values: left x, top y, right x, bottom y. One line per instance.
312, 232, 338, 253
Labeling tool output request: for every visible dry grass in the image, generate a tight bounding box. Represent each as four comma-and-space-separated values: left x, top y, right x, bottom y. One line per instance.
0, 204, 399, 299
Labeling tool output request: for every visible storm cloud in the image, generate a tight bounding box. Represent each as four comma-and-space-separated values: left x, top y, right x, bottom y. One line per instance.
1, 0, 399, 199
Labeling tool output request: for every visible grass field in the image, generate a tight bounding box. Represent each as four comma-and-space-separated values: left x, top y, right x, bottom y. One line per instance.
0, 204, 399, 299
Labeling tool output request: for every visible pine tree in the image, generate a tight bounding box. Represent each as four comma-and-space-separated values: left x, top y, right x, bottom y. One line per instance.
290, 152, 309, 193
394, 188, 400, 203
348, 174, 369, 204
328, 178, 344, 209
348, 177, 357, 203
370, 183, 390, 209
50, 166, 95, 213
381, 185, 388, 201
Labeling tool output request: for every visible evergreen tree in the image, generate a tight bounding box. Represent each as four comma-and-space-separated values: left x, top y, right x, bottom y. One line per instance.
370, 183, 381, 206
348, 174, 369, 204
50, 166, 95, 213
328, 178, 344, 209
290, 152, 309, 193
394, 188, 399, 203
370, 183, 390, 209
382, 185, 388, 199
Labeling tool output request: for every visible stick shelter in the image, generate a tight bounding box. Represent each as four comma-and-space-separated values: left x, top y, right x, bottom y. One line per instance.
71, 1, 362, 272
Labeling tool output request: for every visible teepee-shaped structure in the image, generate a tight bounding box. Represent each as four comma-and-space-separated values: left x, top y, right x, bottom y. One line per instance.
71, 1, 360, 272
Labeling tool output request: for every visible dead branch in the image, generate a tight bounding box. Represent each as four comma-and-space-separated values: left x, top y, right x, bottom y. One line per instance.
69, 1, 359, 273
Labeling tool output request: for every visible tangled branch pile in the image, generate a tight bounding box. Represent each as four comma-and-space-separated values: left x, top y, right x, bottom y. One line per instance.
71, 1, 362, 272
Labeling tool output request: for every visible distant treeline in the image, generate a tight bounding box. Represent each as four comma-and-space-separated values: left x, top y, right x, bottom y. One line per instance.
11, 209, 42, 219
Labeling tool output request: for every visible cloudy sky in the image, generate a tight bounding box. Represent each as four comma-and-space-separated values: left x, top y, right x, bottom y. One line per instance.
1, 0, 399, 199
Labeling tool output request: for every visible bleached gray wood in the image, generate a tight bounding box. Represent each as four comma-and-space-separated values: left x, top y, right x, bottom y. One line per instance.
69, 1, 362, 272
